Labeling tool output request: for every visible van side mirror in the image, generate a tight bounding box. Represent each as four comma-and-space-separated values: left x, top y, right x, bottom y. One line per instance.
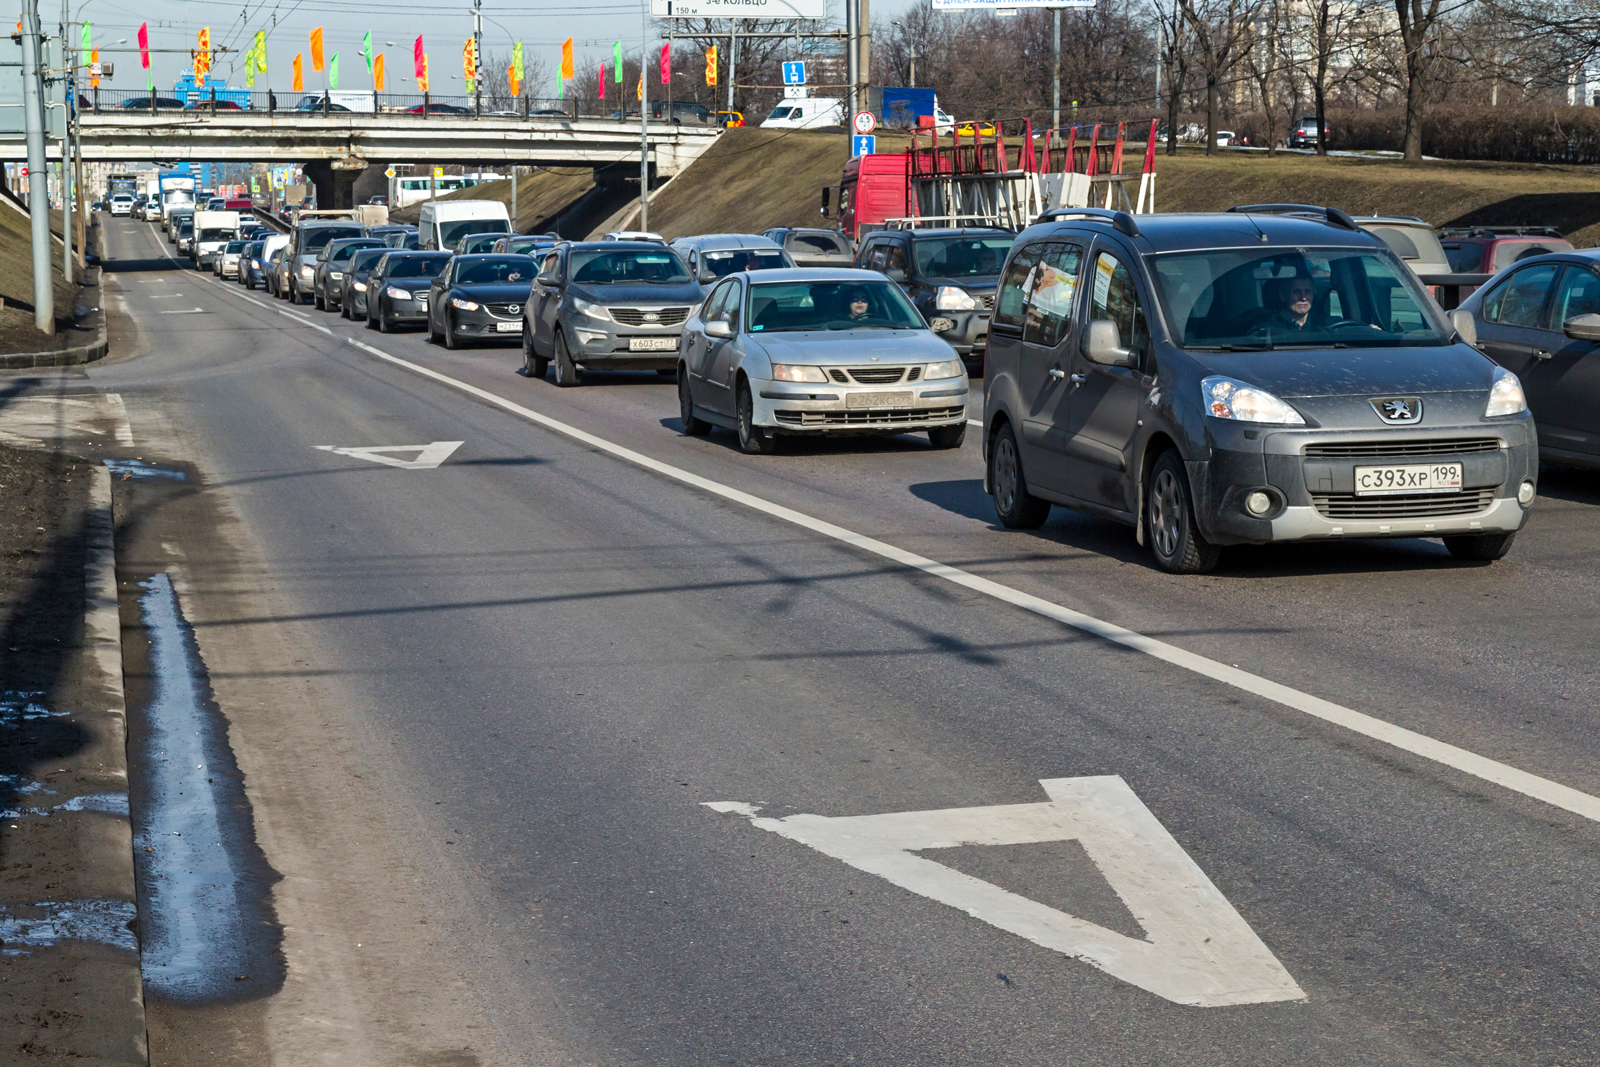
1563, 312, 1600, 342
820, 187, 832, 218
1083, 319, 1138, 367
699, 268, 719, 284
1448, 308, 1478, 346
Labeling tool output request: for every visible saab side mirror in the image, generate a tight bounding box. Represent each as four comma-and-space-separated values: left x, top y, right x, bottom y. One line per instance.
1447, 308, 1478, 347
1083, 319, 1138, 368
820, 187, 832, 218
1563, 312, 1600, 342
705, 320, 734, 339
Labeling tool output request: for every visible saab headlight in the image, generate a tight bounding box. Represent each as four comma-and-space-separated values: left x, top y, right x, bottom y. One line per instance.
936, 286, 977, 311
1202, 375, 1306, 425
771, 364, 828, 383
924, 359, 963, 381
1485, 366, 1527, 418
573, 297, 612, 322
451, 297, 482, 311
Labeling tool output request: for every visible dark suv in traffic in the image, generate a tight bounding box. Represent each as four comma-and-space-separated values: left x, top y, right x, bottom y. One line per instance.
982, 207, 1536, 572
855, 227, 1015, 376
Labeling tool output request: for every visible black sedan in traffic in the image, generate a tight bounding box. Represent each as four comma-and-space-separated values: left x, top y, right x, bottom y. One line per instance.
426, 254, 538, 349
340, 248, 389, 321
366, 251, 452, 333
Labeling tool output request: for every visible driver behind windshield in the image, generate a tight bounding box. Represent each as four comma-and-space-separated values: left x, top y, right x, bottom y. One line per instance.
1258, 276, 1322, 333
845, 286, 872, 322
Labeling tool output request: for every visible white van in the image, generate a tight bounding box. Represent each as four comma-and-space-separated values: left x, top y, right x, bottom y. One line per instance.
191, 209, 241, 269
416, 199, 512, 252
760, 97, 844, 130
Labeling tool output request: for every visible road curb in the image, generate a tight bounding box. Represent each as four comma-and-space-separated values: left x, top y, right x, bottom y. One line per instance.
85, 464, 150, 1064
0, 266, 108, 370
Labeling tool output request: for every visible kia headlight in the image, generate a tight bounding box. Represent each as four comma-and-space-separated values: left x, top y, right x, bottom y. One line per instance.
573, 297, 612, 322
771, 364, 828, 383
1485, 366, 1527, 418
936, 286, 977, 311
330, 271, 343, 279
1202, 376, 1306, 425
924, 359, 963, 381
385, 286, 410, 300
451, 297, 482, 311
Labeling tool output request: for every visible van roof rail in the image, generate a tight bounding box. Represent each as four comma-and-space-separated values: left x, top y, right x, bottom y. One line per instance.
1226, 203, 1360, 232
1035, 207, 1141, 238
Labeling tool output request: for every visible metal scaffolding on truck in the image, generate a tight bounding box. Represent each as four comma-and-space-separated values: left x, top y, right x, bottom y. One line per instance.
885, 117, 1158, 231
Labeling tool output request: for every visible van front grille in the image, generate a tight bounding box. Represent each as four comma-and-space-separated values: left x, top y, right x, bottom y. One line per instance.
1303, 438, 1501, 458
1311, 488, 1496, 519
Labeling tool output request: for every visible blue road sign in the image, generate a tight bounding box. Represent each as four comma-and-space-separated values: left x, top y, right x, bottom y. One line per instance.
853, 134, 876, 157
782, 61, 807, 85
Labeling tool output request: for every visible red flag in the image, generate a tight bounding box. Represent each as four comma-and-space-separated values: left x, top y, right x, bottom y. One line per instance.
138, 22, 149, 69
660, 43, 669, 84
598, 64, 605, 100
413, 35, 426, 81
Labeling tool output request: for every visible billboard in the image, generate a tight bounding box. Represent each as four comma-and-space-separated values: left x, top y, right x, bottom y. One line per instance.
650, 0, 827, 18
931, 0, 1094, 7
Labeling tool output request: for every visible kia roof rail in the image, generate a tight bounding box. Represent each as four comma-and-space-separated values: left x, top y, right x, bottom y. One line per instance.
1034, 207, 1142, 238
1226, 203, 1360, 232
1438, 225, 1566, 239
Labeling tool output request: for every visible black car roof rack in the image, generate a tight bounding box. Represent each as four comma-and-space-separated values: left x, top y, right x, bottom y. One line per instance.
1034, 207, 1142, 238
1226, 203, 1361, 232
1437, 225, 1566, 240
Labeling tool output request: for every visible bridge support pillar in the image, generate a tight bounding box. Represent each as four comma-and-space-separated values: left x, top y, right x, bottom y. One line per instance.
303, 156, 367, 210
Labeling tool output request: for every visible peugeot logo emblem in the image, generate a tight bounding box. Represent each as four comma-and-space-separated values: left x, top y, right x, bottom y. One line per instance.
1370, 397, 1423, 423
642, 311, 660, 322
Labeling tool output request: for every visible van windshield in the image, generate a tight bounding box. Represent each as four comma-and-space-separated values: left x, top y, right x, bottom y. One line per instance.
570, 248, 691, 284
766, 107, 794, 120
198, 228, 234, 242
747, 280, 923, 332
438, 219, 510, 248
1150, 247, 1453, 351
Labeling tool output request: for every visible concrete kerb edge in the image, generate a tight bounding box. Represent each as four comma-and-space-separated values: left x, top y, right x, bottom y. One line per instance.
85, 465, 150, 1064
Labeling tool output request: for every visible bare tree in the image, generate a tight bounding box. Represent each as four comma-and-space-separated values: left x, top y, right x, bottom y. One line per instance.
1244, 0, 1284, 154
1180, 0, 1264, 154
1393, 0, 1449, 160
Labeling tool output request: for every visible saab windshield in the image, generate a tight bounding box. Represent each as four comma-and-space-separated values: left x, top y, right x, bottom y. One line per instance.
1151, 247, 1452, 350
747, 280, 924, 332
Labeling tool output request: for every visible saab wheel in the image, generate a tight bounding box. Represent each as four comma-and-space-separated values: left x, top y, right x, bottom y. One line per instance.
736, 381, 777, 455
679, 372, 712, 436
443, 312, 460, 350
553, 332, 582, 387
928, 422, 967, 450
989, 424, 1050, 529
1147, 450, 1221, 574
1443, 531, 1516, 561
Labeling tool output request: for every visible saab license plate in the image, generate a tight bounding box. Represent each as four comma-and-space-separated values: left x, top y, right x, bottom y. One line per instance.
495, 321, 520, 333
1354, 463, 1462, 495
847, 391, 914, 409
629, 337, 677, 351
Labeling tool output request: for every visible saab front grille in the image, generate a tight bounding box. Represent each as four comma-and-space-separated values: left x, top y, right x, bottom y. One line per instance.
1311, 488, 1495, 519
826, 367, 912, 385
611, 306, 691, 327
1303, 438, 1500, 458
774, 405, 967, 427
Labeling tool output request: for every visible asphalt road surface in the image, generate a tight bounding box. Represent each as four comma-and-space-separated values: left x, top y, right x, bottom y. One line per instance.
65, 218, 1600, 1064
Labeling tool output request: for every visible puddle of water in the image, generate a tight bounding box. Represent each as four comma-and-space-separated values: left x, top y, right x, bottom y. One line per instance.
0, 898, 139, 955
0, 691, 69, 724
132, 572, 281, 1003
103, 458, 186, 481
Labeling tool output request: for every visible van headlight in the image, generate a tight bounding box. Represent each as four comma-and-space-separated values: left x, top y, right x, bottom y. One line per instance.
936, 286, 977, 311
771, 364, 828, 383
1485, 366, 1527, 417
1202, 376, 1306, 425
573, 297, 612, 322
923, 359, 963, 380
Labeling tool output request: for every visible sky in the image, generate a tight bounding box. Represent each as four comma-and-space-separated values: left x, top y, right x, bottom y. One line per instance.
74, 0, 904, 96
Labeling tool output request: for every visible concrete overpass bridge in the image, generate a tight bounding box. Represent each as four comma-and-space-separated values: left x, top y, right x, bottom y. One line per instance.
2, 111, 722, 207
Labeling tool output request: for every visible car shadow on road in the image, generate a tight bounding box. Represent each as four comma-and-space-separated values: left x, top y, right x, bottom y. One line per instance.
1530, 464, 1600, 507
657, 417, 945, 457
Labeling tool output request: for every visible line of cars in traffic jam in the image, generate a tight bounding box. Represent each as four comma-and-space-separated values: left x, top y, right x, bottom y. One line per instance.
172, 197, 1598, 574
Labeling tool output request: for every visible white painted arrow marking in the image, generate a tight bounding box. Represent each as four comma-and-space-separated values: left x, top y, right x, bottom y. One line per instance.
314, 441, 463, 470
707, 776, 1305, 1008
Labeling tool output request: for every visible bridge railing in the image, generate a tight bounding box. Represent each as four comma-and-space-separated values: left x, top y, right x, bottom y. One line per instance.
81, 88, 639, 121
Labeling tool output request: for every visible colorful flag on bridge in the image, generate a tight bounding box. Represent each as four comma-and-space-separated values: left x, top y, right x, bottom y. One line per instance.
704, 45, 716, 86
511, 40, 524, 96
374, 52, 386, 91
636, 72, 642, 101
419, 53, 430, 92
196, 27, 211, 79
560, 37, 574, 81
329, 52, 340, 89
413, 35, 426, 85
363, 31, 373, 73
293, 52, 303, 92
598, 64, 605, 100
137, 22, 149, 69
462, 37, 476, 92
80, 22, 90, 65
661, 43, 670, 84
614, 41, 623, 82
311, 27, 324, 72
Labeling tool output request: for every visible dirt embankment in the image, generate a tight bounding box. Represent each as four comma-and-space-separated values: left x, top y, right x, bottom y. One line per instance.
0, 197, 92, 353
390, 168, 598, 235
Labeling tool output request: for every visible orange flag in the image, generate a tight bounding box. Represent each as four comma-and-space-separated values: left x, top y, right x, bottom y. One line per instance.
705, 45, 717, 86
196, 27, 211, 78
310, 27, 324, 72
560, 37, 574, 80
292, 53, 303, 92
508, 63, 519, 97
373, 52, 386, 91
418, 53, 429, 92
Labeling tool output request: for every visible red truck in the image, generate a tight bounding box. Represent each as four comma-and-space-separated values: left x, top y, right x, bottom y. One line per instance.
822, 152, 909, 243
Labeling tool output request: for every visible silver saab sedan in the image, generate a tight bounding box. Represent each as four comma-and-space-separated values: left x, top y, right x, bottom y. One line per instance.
676, 268, 971, 454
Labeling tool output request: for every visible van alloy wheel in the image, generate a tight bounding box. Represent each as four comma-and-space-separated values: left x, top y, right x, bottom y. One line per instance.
989, 425, 1049, 529
1147, 452, 1221, 574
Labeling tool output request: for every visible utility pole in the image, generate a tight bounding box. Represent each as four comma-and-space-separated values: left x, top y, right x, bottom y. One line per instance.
60, 0, 73, 285
727, 23, 737, 115
472, 0, 483, 115
21, 0, 53, 334
1052, 7, 1060, 137
909, 42, 915, 88
846, 0, 858, 126
858, 0, 869, 92
639, 0, 650, 231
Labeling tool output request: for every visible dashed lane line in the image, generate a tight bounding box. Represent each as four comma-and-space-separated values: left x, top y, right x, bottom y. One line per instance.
178, 248, 1600, 826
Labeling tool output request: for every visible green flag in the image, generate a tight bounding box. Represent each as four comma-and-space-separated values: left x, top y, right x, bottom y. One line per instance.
613, 41, 622, 81
80, 21, 91, 64
557, 72, 562, 99
363, 31, 373, 72
254, 30, 267, 73
329, 52, 340, 89
512, 40, 524, 80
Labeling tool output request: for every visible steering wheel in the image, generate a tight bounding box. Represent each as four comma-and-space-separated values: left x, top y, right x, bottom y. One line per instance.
1323, 319, 1370, 331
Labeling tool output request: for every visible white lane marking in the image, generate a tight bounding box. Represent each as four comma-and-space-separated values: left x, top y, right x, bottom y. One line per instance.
103, 393, 135, 446
708, 777, 1305, 1007
160, 308, 207, 315
313, 441, 462, 470
327, 333, 1600, 825
967, 418, 983, 428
